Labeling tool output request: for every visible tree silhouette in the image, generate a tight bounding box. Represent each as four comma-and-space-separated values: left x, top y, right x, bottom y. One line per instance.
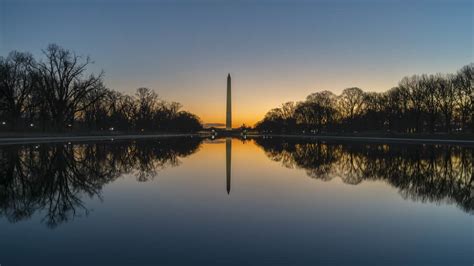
0, 44, 203, 133
0, 51, 36, 129
0, 138, 202, 228
32, 44, 106, 130
254, 137, 473, 213
255, 64, 473, 134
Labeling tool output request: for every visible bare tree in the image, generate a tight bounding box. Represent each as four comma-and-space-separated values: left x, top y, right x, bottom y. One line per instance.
364, 92, 387, 130
134, 87, 159, 130
399, 76, 424, 132
435, 74, 457, 132
306, 90, 336, 128
338, 87, 365, 128
33, 44, 105, 130
454, 64, 473, 132
420, 74, 439, 133
0, 51, 36, 129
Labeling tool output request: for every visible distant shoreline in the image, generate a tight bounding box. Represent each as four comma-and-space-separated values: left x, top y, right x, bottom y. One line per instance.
250, 134, 474, 145
0, 133, 200, 145
0, 132, 473, 145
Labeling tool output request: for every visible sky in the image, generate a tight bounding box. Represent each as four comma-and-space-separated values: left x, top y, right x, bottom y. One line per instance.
1, 0, 472, 126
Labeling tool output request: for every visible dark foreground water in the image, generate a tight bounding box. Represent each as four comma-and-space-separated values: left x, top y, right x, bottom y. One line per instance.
0, 137, 472, 266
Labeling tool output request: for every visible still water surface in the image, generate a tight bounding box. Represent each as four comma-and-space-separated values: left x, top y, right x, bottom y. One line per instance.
0, 137, 472, 265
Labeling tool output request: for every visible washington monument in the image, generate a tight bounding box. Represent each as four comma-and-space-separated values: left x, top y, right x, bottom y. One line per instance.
226, 73, 232, 130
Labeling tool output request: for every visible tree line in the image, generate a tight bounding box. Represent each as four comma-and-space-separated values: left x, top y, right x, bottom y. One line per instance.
0, 44, 203, 132
255, 64, 473, 134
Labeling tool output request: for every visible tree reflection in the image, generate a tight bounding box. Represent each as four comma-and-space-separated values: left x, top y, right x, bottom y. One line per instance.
255, 138, 473, 213
0, 138, 201, 228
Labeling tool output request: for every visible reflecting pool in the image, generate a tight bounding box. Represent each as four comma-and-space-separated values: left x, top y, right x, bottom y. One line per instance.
0, 137, 472, 265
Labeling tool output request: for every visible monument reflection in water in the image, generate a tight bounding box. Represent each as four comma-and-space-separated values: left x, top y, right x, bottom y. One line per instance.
0, 137, 472, 265
226, 137, 231, 194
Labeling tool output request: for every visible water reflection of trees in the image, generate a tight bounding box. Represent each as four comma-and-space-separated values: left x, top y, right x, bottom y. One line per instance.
255, 138, 473, 213
0, 138, 201, 228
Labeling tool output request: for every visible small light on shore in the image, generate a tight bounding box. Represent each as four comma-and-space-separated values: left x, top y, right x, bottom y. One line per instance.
109, 127, 114, 131
1, 121, 5, 125
30, 123, 34, 127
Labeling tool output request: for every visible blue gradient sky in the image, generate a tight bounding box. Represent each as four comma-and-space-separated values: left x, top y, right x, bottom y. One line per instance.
1, 0, 472, 125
